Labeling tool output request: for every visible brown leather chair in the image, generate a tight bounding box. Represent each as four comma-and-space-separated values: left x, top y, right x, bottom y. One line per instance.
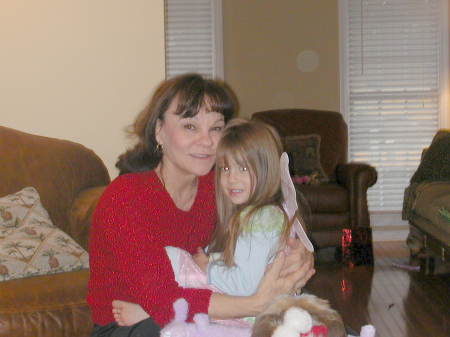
0, 126, 110, 337
252, 109, 377, 249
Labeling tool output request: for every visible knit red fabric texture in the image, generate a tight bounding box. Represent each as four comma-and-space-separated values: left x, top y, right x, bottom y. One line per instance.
87, 170, 216, 326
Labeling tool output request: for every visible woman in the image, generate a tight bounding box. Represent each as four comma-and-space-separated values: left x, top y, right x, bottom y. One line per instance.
87, 74, 315, 337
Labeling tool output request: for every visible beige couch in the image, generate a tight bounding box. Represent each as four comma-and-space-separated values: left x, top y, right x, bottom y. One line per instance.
0, 126, 110, 337
402, 129, 450, 265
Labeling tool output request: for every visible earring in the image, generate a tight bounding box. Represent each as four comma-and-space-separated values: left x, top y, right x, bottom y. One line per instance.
156, 143, 163, 152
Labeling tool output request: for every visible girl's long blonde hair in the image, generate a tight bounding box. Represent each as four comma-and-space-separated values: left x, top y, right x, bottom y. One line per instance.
208, 118, 302, 267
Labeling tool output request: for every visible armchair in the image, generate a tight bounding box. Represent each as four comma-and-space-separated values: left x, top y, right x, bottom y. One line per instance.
0, 125, 110, 337
252, 109, 377, 250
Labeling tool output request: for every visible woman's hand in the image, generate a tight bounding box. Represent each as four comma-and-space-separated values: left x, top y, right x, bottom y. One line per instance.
192, 247, 209, 273
265, 238, 315, 294
283, 238, 315, 293
207, 246, 315, 320
253, 250, 314, 312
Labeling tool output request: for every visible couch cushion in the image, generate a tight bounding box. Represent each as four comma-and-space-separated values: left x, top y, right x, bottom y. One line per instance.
0, 187, 89, 281
282, 134, 329, 183
415, 193, 450, 237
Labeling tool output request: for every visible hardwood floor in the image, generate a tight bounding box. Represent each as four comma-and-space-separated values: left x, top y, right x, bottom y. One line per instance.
304, 241, 450, 337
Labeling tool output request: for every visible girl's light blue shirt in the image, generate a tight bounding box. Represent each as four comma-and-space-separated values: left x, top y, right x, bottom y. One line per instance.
206, 205, 284, 296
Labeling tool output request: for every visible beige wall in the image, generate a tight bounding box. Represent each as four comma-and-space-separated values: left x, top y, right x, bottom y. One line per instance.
0, 1, 165, 179
448, 2, 450, 127
223, 1, 340, 119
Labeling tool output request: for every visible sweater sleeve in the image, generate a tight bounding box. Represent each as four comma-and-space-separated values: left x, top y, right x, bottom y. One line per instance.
110, 222, 211, 326
205, 206, 284, 296
89, 173, 213, 327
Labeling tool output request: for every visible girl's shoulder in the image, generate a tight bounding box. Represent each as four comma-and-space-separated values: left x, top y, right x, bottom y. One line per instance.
240, 205, 284, 234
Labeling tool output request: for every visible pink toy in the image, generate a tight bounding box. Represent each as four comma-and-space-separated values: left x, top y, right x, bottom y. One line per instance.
161, 298, 376, 337
160, 298, 251, 337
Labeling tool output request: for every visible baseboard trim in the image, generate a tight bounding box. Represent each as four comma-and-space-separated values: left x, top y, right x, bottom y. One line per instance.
372, 228, 409, 242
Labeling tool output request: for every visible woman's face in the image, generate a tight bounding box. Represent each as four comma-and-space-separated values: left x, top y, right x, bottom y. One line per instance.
155, 99, 226, 179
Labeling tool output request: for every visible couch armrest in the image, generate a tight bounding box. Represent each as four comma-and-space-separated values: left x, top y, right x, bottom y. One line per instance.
0, 269, 92, 337
336, 163, 378, 229
69, 186, 107, 251
403, 181, 450, 220
402, 182, 421, 220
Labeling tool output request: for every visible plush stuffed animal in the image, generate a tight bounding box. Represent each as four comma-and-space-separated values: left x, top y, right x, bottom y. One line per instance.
160, 297, 376, 337
266, 306, 376, 337
252, 294, 347, 337
252, 294, 376, 337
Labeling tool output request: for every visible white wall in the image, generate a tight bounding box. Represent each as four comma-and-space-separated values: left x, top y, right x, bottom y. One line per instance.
0, 1, 165, 179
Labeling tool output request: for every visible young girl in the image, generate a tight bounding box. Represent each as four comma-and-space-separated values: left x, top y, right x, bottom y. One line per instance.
112, 118, 314, 327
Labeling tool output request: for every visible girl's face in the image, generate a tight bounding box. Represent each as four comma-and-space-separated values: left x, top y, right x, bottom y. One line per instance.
219, 156, 254, 205
156, 99, 225, 179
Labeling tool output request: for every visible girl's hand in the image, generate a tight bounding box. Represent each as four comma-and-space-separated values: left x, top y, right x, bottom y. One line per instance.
192, 247, 209, 273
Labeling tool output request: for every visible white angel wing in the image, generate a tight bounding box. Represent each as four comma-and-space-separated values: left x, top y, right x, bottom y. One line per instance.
280, 152, 314, 252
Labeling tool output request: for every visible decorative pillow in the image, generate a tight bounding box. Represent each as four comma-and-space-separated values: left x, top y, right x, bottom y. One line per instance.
282, 134, 329, 183
0, 187, 89, 281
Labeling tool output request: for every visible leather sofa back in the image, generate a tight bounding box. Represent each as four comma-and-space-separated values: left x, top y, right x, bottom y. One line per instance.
0, 126, 110, 247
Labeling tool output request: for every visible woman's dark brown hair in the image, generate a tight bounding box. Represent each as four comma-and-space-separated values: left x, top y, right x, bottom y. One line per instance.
116, 73, 236, 175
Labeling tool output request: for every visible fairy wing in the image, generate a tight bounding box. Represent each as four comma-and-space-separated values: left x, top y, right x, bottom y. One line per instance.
280, 152, 314, 252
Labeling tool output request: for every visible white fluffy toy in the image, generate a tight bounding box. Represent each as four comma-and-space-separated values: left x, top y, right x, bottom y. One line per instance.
252, 294, 376, 337
160, 296, 376, 337
160, 298, 251, 337
267, 304, 376, 337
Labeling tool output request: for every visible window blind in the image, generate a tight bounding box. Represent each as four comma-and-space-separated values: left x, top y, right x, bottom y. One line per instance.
165, 0, 223, 79
340, 0, 448, 220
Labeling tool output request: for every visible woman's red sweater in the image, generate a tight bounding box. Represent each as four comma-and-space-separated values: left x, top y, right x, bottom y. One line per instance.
87, 170, 216, 327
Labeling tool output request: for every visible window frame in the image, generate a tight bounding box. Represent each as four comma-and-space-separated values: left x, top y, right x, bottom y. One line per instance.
338, 0, 449, 228
164, 0, 223, 79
